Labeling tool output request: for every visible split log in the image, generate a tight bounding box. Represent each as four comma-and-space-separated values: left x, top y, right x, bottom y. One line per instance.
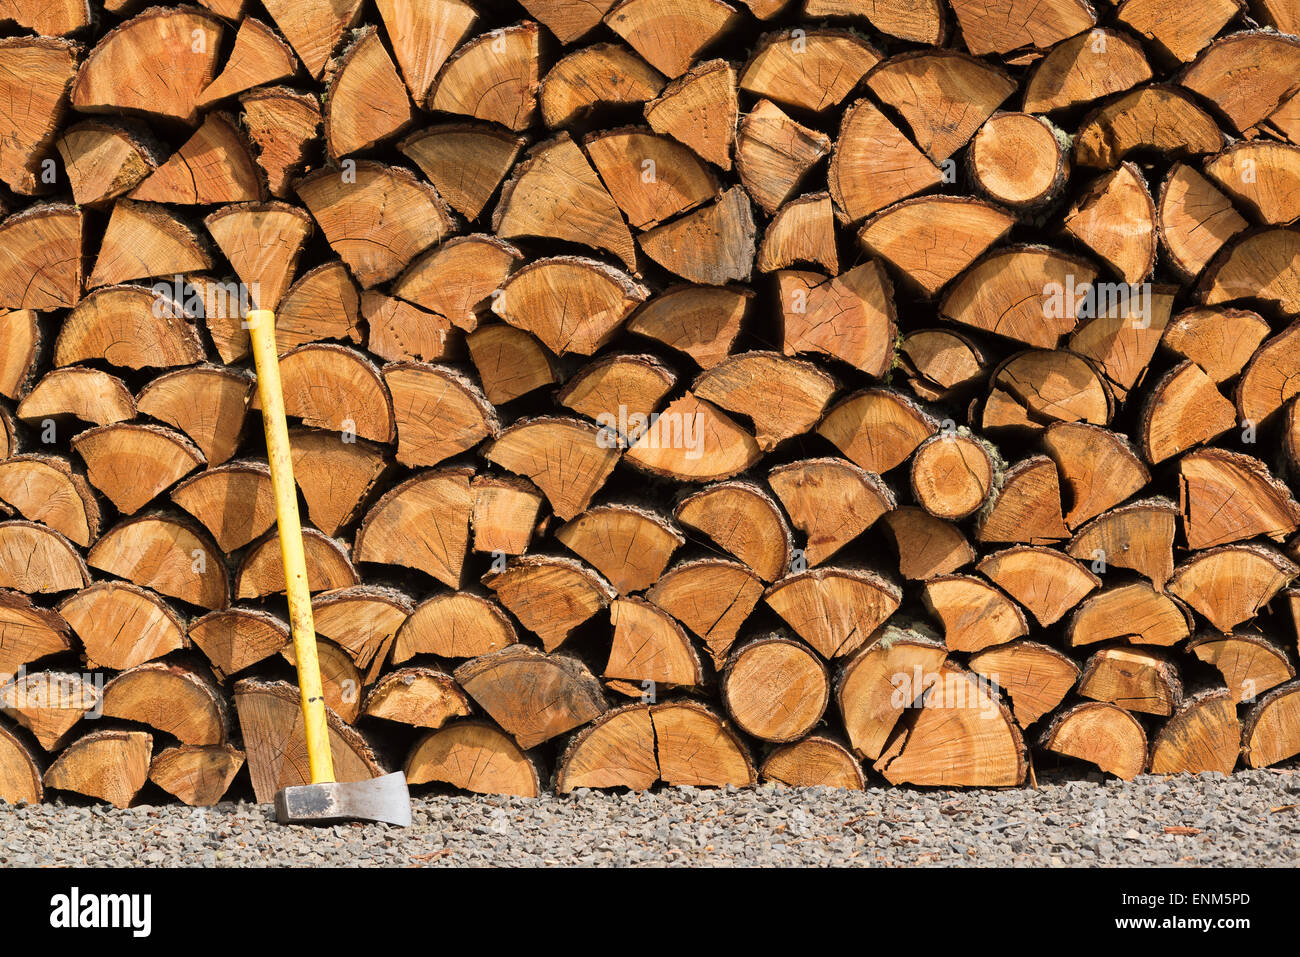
605, 597, 702, 687
361, 667, 470, 729
493, 256, 647, 356
89, 200, 213, 288
817, 388, 935, 474
0, 671, 98, 750
405, 720, 540, 797
56, 120, 160, 206
56, 284, 204, 370
399, 124, 524, 221
738, 100, 826, 206
87, 514, 226, 610
0, 521, 89, 595
556, 700, 754, 791
135, 366, 252, 467
239, 87, 321, 199
235, 528, 358, 599
739, 29, 878, 113
58, 582, 186, 671
1148, 690, 1241, 776
1066, 498, 1177, 589
385, 363, 498, 468
1078, 646, 1183, 716
626, 284, 749, 369
760, 735, 864, 790
323, 25, 413, 159
1243, 681, 1300, 768
778, 263, 897, 377
1041, 702, 1147, 780
983, 349, 1112, 433
945, 0, 1093, 56
18, 368, 135, 429
392, 235, 520, 333
1138, 360, 1236, 464
878, 507, 977, 581
466, 324, 557, 404
1199, 228, 1300, 316
858, 197, 1013, 298
233, 678, 383, 803
834, 624, 943, 761
101, 663, 227, 746
674, 481, 790, 581
1073, 85, 1222, 169
767, 458, 894, 566
1062, 162, 1156, 284
586, 128, 718, 230
646, 558, 764, 666
1118, 0, 1237, 63
624, 394, 761, 482
295, 162, 451, 287
756, 193, 837, 275
638, 186, 756, 284
1181, 32, 1300, 133
72, 423, 204, 515
1188, 632, 1295, 705
0, 39, 76, 196
260, 0, 364, 79
867, 51, 1014, 164
43, 729, 152, 809
941, 248, 1098, 350
310, 586, 410, 679
394, 592, 516, 662
967, 640, 1078, 727
975, 454, 1069, 545
149, 744, 244, 806
482, 555, 614, 651
558, 353, 675, 425
452, 644, 607, 749
288, 428, 386, 537
189, 608, 288, 680
1022, 28, 1151, 114
0, 723, 42, 804
0, 204, 85, 310
604, 0, 739, 78
428, 22, 539, 129
540, 45, 663, 128
129, 112, 262, 204
0, 455, 100, 547
555, 505, 683, 595
1066, 582, 1192, 648
643, 59, 737, 170
471, 475, 544, 556
873, 661, 1026, 786
0, 591, 71, 677
493, 134, 635, 269
1167, 544, 1298, 633
921, 574, 1028, 653
1180, 449, 1300, 549
692, 353, 835, 451
72, 7, 225, 124
171, 462, 274, 552
484, 417, 620, 521
197, 16, 296, 107
764, 566, 902, 659
351, 470, 471, 587
1157, 164, 1247, 280
976, 546, 1099, 626
1041, 422, 1149, 530
827, 98, 940, 223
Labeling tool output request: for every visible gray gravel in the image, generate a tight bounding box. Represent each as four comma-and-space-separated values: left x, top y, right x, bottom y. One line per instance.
4, 768, 1299, 866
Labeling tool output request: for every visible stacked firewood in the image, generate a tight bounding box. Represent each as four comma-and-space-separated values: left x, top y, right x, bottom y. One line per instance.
0, 0, 1299, 808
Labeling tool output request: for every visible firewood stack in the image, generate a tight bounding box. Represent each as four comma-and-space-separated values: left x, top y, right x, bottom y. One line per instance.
0, 0, 1299, 808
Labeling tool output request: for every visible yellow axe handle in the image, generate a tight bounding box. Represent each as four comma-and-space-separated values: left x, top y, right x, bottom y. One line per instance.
247, 309, 335, 785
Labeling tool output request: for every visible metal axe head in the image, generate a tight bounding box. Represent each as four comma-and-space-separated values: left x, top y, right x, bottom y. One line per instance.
274, 771, 413, 827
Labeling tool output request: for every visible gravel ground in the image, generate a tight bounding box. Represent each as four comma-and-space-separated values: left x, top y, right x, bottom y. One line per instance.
4, 768, 1299, 866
